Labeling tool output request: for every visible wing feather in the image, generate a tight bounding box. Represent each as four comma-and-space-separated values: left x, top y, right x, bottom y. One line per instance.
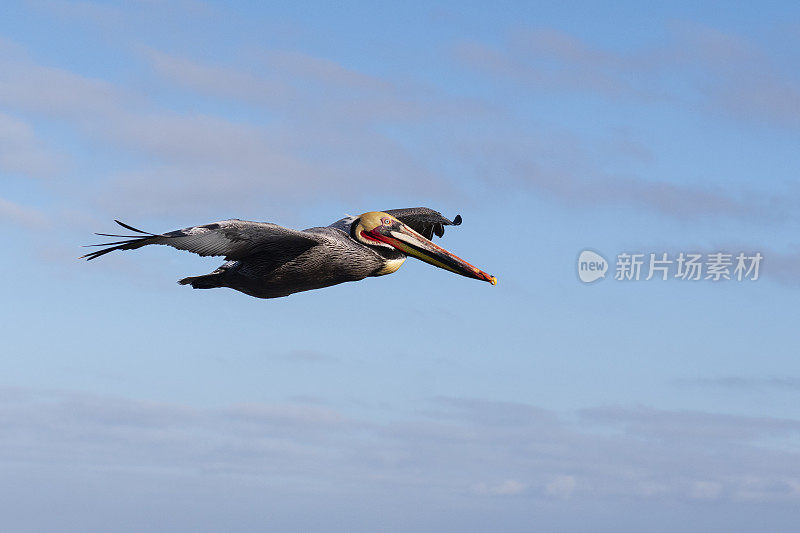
383, 207, 462, 240
82, 219, 319, 261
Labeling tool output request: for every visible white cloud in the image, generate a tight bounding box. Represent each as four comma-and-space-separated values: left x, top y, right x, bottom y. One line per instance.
690, 480, 723, 500
456, 24, 800, 127
0, 197, 48, 227
451, 25, 800, 221
472, 479, 528, 496
1, 388, 800, 531
0, 55, 129, 119
545, 475, 577, 498
676, 376, 800, 391
453, 124, 783, 221
145, 48, 291, 105
1, 34, 795, 222
2, 388, 799, 504
0, 43, 454, 216
0, 112, 64, 178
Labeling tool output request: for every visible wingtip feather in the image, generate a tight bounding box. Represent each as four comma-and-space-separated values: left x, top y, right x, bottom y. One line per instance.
114, 220, 156, 235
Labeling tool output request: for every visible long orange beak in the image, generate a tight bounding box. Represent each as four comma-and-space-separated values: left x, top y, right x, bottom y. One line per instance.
366, 221, 497, 285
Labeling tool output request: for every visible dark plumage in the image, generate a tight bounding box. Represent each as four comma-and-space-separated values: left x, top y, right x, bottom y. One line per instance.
83, 207, 494, 299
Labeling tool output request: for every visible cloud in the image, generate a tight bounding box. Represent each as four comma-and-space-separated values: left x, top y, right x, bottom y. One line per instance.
280, 349, 337, 362
0, 43, 457, 216
0, 197, 48, 227
145, 48, 292, 105
448, 24, 800, 220
454, 29, 650, 100
760, 249, 800, 286
145, 47, 471, 123
0, 112, 64, 178
672, 23, 800, 127
455, 24, 800, 128
545, 475, 577, 498
0, 28, 795, 223
675, 376, 800, 392
581, 405, 800, 442
28, 35, 758, 224
2, 388, 800, 531
690, 480, 723, 500
0, 54, 130, 120
3, 388, 800, 507
454, 131, 769, 220
472, 479, 528, 496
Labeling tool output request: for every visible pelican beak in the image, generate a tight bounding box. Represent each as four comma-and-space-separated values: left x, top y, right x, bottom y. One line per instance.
371, 221, 497, 285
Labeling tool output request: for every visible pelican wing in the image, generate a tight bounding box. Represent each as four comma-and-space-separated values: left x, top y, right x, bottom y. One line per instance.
82, 219, 319, 261
384, 207, 462, 240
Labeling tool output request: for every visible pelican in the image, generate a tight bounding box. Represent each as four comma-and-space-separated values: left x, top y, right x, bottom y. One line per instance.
82, 207, 497, 299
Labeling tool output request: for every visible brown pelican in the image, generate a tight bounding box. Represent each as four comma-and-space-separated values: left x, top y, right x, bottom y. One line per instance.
82, 207, 497, 299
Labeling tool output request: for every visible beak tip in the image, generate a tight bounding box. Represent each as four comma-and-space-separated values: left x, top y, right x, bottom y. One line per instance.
489, 275, 497, 285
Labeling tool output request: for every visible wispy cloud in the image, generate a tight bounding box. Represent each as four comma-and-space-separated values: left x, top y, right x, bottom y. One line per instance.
454, 29, 653, 100
581, 405, 800, 442
456, 23, 800, 127
279, 349, 337, 363
3, 388, 799, 508
450, 24, 800, 220
0, 42, 459, 216
0, 197, 48, 227
0, 23, 796, 224
0, 112, 64, 179
761, 248, 800, 286
471, 479, 528, 496
0, 53, 131, 119
453, 130, 773, 220
675, 376, 800, 392
545, 475, 577, 499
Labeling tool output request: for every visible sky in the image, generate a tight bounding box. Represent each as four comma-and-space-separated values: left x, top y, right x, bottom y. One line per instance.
1, 1, 800, 531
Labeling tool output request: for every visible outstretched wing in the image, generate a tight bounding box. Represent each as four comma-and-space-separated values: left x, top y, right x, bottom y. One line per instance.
384, 207, 462, 240
82, 219, 319, 261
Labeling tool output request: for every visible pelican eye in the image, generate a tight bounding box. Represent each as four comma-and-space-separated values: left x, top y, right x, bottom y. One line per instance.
382, 217, 393, 226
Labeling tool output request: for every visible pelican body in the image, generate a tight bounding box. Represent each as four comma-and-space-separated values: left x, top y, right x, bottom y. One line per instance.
83, 207, 496, 299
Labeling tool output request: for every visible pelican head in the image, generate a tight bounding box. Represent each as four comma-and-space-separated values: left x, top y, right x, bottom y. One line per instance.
353, 211, 497, 285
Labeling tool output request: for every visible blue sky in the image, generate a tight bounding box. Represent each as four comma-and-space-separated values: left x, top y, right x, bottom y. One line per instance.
1, 1, 800, 531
